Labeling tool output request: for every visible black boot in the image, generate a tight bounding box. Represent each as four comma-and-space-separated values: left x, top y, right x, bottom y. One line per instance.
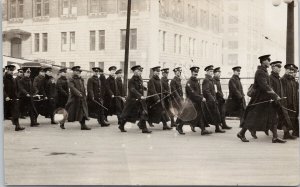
80, 119, 91, 130
265, 130, 269, 136
190, 124, 196, 132
272, 137, 286, 143
149, 122, 154, 127
98, 116, 110, 127
60, 123, 65, 129
250, 130, 258, 139
118, 121, 127, 132
292, 131, 299, 137
237, 133, 249, 142
221, 122, 232, 130
141, 121, 152, 133
176, 123, 185, 135
14, 119, 25, 131
215, 125, 225, 133
170, 117, 176, 127
137, 121, 143, 129
283, 131, 297, 140
163, 122, 172, 130
30, 116, 40, 127
201, 129, 212, 135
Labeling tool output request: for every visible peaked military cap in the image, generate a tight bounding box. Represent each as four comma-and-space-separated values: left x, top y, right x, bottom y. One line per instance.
161, 68, 169, 73
17, 69, 23, 73
22, 67, 31, 73
284, 63, 297, 70
173, 67, 182, 72
232, 66, 241, 71
108, 66, 117, 71
59, 68, 67, 73
5, 64, 16, 71
213, 67, 221, 73
71, 66, 82, 72
116, 69, 123, 74
43, 67, 52, 72
92, 67, 101, 72
190, 66, 200, 72
204, 65, 214, 71
151, 66, 161, 72
131, 65, 143, 71
270, 61, 282, 68
258, 54, 271, 62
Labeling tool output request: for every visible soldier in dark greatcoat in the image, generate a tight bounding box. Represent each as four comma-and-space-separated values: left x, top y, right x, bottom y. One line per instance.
3, 65, 25, 131
15, 69, 27, 118
56, 68, 69, 108
115, 69, 126, 122
147, 66, 172, 130
19, 67, 40, 127
237, 55, 286, 143
281, 64, 299, 138
65, 66, 91, 130
99, 68, 109, 123
170, 67, 184, 127
33, 68, 47, 116
43, 67, 57, 124
119, 65, 151, 133
269, 61, 296, 140
225, 66, 246, 120
87, 67, 110, 127
176, 66, 212, 135
202, 65, 225, 133
213, 67, 232, 129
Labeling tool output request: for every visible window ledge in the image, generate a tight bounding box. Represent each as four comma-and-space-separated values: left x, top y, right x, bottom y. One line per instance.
60, 14, 77, 20
88, 12, 108, 18
8, 18, 24, 23
33, 16, 50, 22
118, 10, 139, 16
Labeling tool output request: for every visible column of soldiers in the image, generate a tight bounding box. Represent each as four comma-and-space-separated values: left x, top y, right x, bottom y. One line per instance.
3, 57, 299, 144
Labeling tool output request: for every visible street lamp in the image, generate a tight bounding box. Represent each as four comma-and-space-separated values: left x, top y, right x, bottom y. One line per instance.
272, 0, 296, 65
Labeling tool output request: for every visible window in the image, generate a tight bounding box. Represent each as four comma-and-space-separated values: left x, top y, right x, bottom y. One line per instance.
70, 31, 75, 51
179, 35, 182, 54
34, 33, 40, 52
69, 62, 75, 68
10, 0, 17, 18
120, 61, 124, 70
34, 0, 49, 17
228, 16, 238, 24
89, 62, 95, 70
120, 29, 137, 50
61, 32, 67, 51
42, 33, 48, 52
228, 41, 238, 49
98, 62, 104, 70
174, 34, 177, 53
90, 0, 108, 13
189, 37, 191, 56
90, 31, 96, 51
228, 54, 238, 65
61, 62, 66, 67
193, 39, 196, 56
99, 30, 105, 50
62, 0, 77, 15
9, 0, 24, 19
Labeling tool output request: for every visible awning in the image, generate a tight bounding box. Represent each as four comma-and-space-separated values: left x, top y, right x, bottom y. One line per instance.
2, 29, 31, 40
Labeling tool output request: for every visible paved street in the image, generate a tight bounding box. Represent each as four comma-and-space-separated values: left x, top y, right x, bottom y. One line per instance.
3, 116, 300, 185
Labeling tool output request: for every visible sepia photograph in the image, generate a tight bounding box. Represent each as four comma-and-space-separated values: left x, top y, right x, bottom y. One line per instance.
1, 0, 300, 185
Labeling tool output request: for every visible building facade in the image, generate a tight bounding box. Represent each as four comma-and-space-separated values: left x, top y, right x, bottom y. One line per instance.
2, 0, 224, 78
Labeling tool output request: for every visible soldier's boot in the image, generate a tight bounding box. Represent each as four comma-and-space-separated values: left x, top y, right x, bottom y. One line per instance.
118, 120, 127, 132
292, 131, 299, 137
170, 117, 176, 127
283, 131, 297, 139
250, 130, 258, 139
272, 137, 286, 143
30, 116, 40, 127
149, 122, 154, 127
162, 121, 172, 130
137, 121, 143, 129
60, 123, 65, 129
221, 121, 232, 130
80, 119, 91, 130
215, 124, 225, 133
176, 123, 185, 135
141, 121, 152, 133
98, 115, 110, 127
14, 119, 25, 131
190, 124, 196, 132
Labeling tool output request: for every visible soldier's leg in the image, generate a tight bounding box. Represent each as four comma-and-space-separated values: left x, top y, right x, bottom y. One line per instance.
237, 127, 249, 142
199, 115, 212, 135
14, 118, 25, 131
220, 103, 232, 129
118, 118, 127, 132
271, 121, 286, 143
176, 119, 185, 135
140, 120, 152, 133
80, 118, 91, 130
98, 107, 110, 127
162, 119, 172, 130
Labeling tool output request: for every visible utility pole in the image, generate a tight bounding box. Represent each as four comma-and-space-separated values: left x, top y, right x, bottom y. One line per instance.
286, 0, 294, 64
123, 0, 132, 94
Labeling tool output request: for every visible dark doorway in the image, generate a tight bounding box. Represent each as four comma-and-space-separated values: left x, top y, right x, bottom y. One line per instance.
11, 38, 22, 58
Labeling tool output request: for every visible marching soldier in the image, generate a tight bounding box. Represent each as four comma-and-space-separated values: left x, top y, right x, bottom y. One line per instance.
202, 65, 225, 133
56, 68, 69, 108
225, 66, 246, 121
15, 69, 27, 118
65, 66, 91, 130
99, 68, 108, 122
115, 69, 126, 123
147, 66, 172, 130
19, 67, 40, 127
87, 67, 110, 127
281, 64, 299, 137
119, 65, 151, 133
237, 55, 286, 143
170, 67, 184, 127
43, 67, 57, 124
269, 61, 296, 139
176, 66, 212, 135
213, 67, 232, 129
3, 65, 25, 131
33, 67, 47, 117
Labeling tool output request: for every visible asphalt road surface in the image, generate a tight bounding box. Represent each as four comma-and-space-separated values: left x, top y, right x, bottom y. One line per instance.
3, 116, 300, 185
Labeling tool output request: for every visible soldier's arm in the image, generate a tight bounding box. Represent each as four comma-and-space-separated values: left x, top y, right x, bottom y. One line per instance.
202, 79, 215, 101
87, 78, 94, 99
255, 71, 278, 99
186, 83, 203, 102
68, 79, 82, 97
148, 79, 160, 101
229, 79, 243, 99
56, 79, 68, 97
105, 78, 114, 97
19, 80, 29, 96
129, 79, 142, 99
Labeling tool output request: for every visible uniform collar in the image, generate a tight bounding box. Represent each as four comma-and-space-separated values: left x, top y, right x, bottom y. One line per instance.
258, 65, 268, 72
271, 71, 280, 78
